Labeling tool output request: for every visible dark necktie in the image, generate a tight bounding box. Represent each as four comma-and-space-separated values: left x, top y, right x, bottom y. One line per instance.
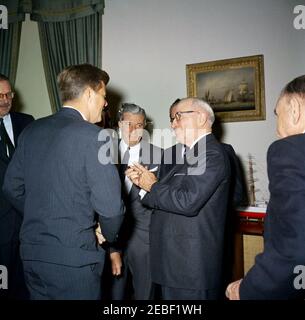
183, 145, 190, 161
0, 118, 14, 159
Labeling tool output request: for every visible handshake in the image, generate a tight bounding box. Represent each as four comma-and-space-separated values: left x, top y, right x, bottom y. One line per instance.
95, 223, 106, 245
95, 223, 122, 276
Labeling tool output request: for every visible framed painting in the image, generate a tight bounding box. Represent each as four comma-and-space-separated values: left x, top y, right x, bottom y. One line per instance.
186, 55, 265, 122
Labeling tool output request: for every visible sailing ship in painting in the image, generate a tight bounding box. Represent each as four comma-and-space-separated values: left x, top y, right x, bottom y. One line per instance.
202, 79, 255, 112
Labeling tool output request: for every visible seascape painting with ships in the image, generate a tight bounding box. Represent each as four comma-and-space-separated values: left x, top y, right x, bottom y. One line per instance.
196, 67, 255, 112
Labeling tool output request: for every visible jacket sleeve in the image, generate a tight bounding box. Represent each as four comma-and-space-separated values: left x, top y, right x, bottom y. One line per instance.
2, 130, 26, 213
85, 135, 125, 243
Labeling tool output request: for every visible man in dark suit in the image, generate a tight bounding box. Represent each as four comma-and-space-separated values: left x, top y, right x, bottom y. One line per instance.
226, 75, 305, 300
127, 97, 231, 300
0, 73, 34, 299
102, 103, 162, 300
3, 64, 124, 300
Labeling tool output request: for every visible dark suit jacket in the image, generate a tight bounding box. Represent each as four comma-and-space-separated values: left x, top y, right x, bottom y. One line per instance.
3, 108, 124, 267
0, 112, 34, 245
221, 143, 247, 207
240, 134, 305, 299
114, 140, 163, 248
142, 134, 231, 292
159, 143, 184, 177
162, 143, 246, 207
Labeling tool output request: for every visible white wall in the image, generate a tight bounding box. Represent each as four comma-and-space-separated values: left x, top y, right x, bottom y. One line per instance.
15, 1, 305, 203
103, 0, 305, 202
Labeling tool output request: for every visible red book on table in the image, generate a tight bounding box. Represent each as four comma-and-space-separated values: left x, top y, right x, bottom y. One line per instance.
237, 206, 267, 219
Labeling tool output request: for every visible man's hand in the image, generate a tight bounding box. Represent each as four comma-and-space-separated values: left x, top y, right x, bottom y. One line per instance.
110, 252, 122, 276
95, 223, 106, 245
125, 163, 158, 192
225, 279, 242, 300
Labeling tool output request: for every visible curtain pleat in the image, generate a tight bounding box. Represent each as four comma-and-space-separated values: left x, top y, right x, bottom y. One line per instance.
0, 0, 24, 83
0, 21, 22, 85
38, 11, 103, 112
1, 0, 105, 111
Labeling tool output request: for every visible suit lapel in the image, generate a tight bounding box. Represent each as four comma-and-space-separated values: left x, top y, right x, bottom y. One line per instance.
0, 147, 9, 164
10, 113, 19, 147
159, 136, 214, 182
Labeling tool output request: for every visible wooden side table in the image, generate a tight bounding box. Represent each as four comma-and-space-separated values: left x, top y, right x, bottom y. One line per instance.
232, 207, 266, 280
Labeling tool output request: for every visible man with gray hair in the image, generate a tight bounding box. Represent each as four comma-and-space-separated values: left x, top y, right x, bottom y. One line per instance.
126, 97, 230, 299
103, 103, 162, 300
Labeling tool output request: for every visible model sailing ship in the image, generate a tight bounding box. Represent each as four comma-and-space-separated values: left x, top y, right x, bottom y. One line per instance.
237, 154, 267, 221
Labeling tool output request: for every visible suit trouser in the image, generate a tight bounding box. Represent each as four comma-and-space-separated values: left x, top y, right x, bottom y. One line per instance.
23, 260, 103, 300
0, 241, 29, 300
111, 230, 155, 300
161, 286, 219, 300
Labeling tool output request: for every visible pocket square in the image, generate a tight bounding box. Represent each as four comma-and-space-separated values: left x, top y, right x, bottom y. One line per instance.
173, 173, 186, 176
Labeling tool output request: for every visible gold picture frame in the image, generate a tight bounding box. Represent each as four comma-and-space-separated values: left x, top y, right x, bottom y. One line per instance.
186, 55, 265, 122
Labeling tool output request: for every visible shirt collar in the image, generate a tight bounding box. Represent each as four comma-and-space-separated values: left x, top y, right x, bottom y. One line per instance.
119, 139, 141, 154
190, 132, 211, 150
2, 113, 11, 122
63, 105, 87, 121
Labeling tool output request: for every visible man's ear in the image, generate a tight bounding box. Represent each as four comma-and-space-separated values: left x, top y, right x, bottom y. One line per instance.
290, 96, 301, 125
199, 111, 208, 126
82, 86, 92, 102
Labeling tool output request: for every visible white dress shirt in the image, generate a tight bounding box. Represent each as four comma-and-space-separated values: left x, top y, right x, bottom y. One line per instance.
119, 139, 141, 193
2, 113, 15, 146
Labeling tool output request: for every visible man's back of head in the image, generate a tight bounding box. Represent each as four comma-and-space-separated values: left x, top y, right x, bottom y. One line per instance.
57, 64, 109, 124
275, 75, 305, 138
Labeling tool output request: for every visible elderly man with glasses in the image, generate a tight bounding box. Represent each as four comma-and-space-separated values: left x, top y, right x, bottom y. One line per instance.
0, 73, 34, 299
126, 97, 231, 300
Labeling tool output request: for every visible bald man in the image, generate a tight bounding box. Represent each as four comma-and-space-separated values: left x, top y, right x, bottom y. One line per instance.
226, 75, 305, 300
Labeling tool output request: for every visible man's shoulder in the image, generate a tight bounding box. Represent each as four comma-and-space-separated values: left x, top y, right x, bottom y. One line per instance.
267, 134, 305, 173
221, 142, 235, 154
10, 111, 34, 122
269, 134, 305, 154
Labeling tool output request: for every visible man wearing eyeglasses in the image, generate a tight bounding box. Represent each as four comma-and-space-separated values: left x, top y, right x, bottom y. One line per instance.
101, 103, 162, 300
0, 73, 34, 299
126, 97, 230, 300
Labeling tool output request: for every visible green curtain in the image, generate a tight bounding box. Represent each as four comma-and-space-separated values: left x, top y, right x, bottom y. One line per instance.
30, 0, 105, 112
30, 0, 105, 22
0, 0, 24, 84
1, 0, 105, 111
